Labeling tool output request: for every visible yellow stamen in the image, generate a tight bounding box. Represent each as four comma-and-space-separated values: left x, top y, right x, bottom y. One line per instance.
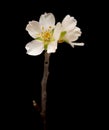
41, 30, 52, 42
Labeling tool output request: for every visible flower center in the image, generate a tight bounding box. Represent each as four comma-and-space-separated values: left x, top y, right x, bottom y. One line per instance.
36, 27, 54, 49
41, 31, 52, 42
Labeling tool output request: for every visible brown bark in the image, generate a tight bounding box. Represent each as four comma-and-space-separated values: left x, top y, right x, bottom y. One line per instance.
41, 52, 50, 130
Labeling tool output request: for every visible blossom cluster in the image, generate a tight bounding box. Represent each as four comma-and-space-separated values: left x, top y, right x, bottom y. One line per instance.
25, 13, 84, 56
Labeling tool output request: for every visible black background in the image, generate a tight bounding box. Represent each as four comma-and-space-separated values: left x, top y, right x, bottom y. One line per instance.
1, 0, 103, 129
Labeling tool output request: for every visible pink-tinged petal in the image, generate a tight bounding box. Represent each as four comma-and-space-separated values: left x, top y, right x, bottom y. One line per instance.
25, 40, 44, 56
26, 21, 41, 38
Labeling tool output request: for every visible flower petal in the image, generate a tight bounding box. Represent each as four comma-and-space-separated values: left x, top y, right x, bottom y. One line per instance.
62, 15, 77, 31
39, 13, 55, 29
65, 27, 82, 42
26, 21, 41, 38
53, 22, 62, 41
47, 22, 62, 53
25, 40, 44, 56
47, 41, 57, 53
69, 42, 84, 48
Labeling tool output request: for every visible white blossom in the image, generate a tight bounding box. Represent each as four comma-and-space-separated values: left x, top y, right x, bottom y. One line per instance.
25, 13, 84, 56
25, 13, 61, 56
59, 15, 84, 47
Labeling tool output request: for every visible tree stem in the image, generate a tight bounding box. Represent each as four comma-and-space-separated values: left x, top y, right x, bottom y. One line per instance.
41, 52, 50, 130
